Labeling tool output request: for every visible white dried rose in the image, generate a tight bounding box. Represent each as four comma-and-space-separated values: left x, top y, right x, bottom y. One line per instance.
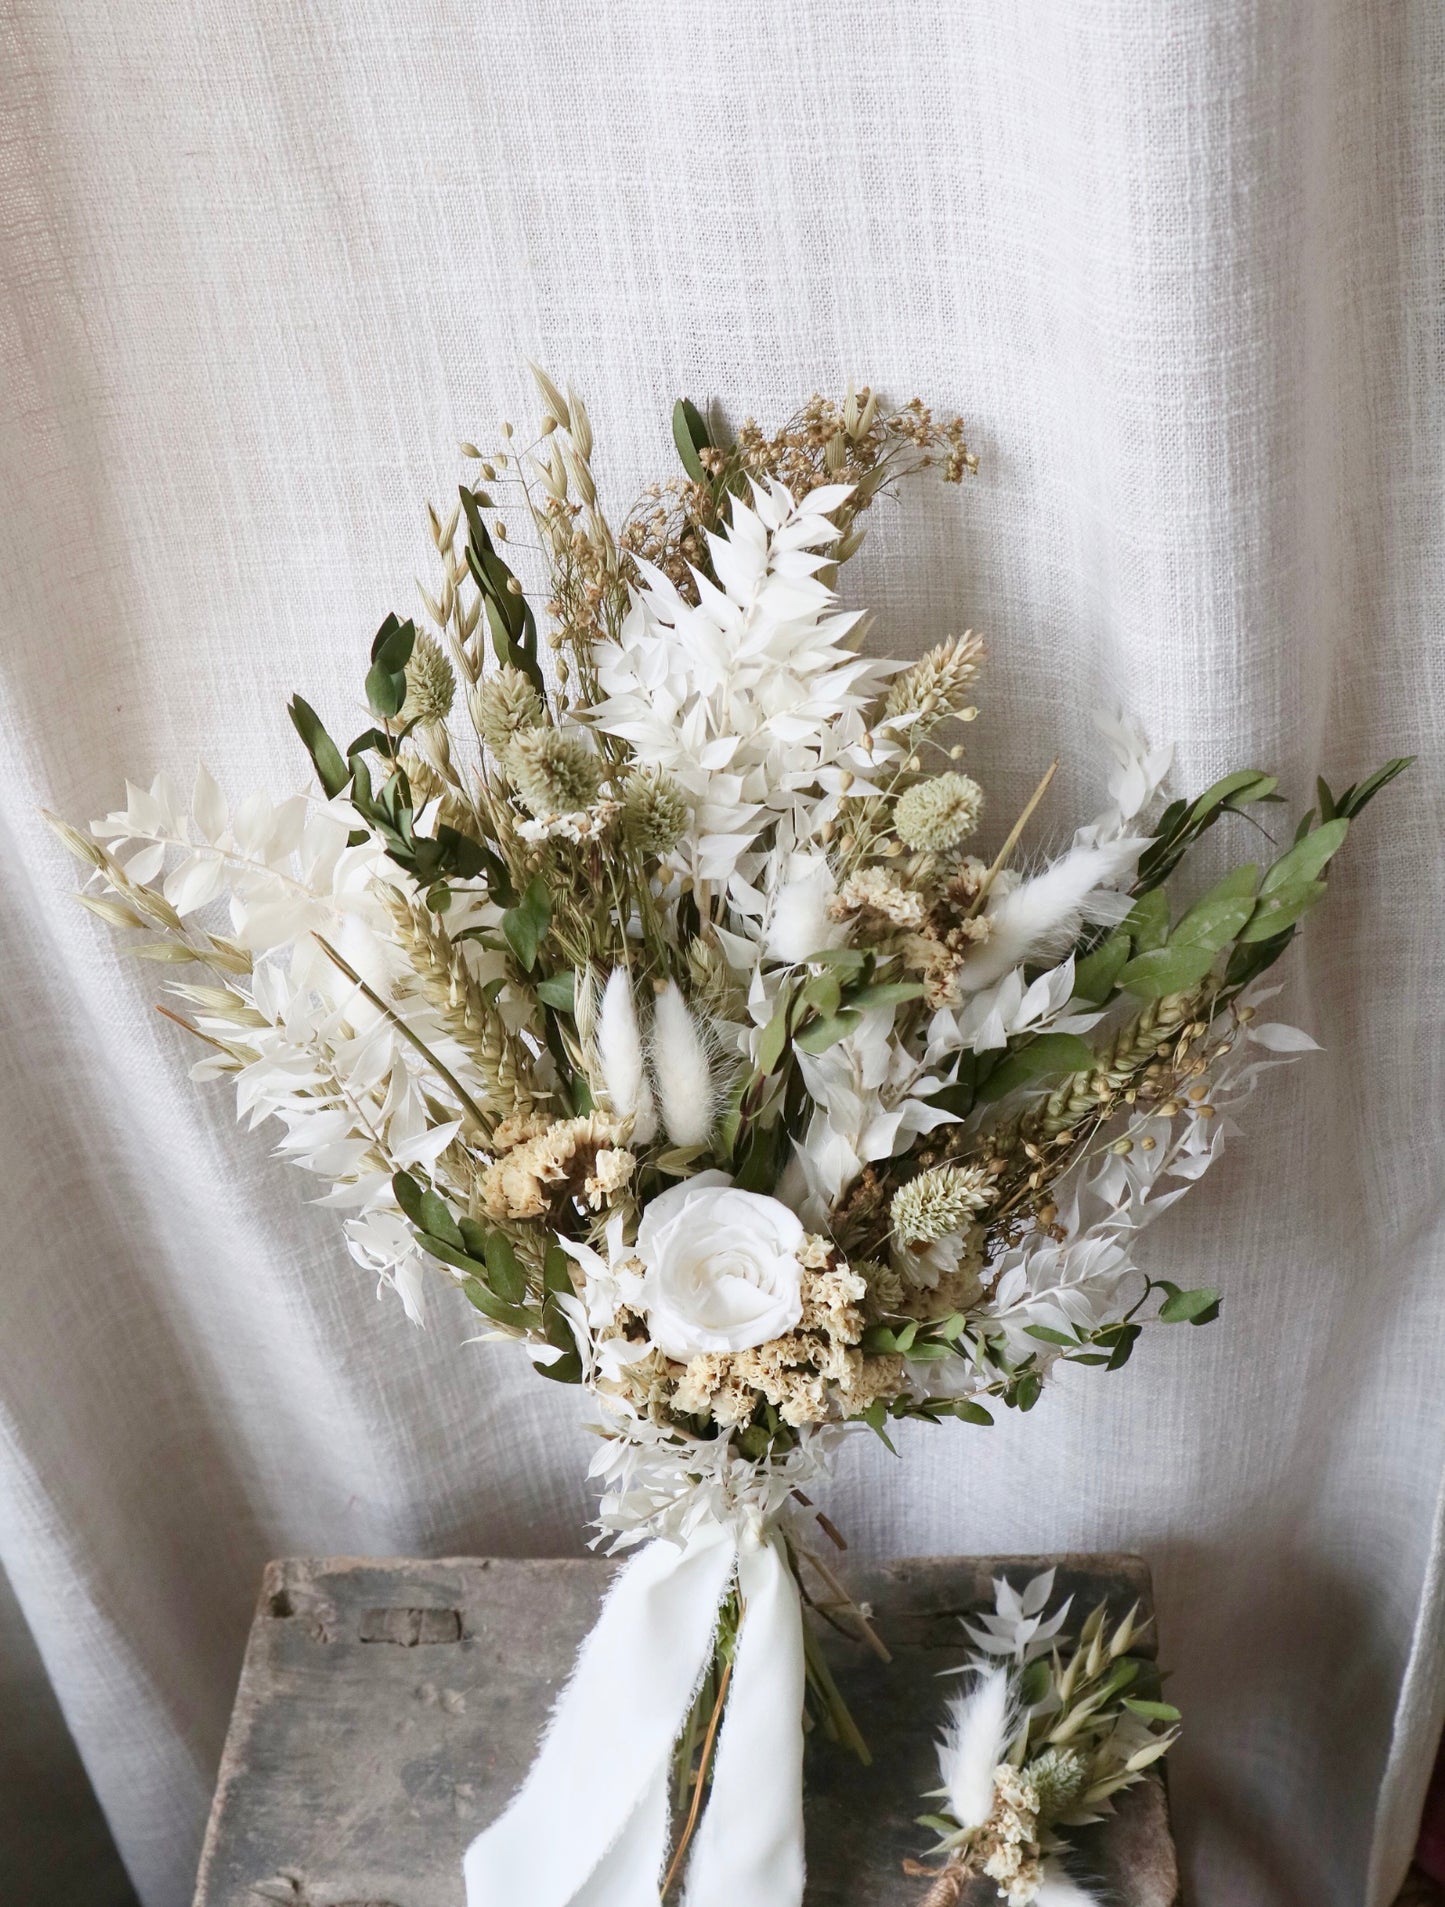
635, 1171, 806, 1359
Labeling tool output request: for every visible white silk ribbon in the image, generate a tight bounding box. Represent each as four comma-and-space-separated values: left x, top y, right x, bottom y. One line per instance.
462, 1516, 806, 1907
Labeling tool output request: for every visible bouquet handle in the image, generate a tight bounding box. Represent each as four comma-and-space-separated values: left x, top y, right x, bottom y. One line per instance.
463, 1518, 806, 1907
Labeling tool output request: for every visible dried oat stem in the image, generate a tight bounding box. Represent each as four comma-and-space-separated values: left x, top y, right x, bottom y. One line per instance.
312, 933, 491, 1135
153, 1003, 233, 1054
661, 1658, 734, 1898
381, 887, 537, 1122
794, 1541, 893, 1663
968, 758, 1058, 917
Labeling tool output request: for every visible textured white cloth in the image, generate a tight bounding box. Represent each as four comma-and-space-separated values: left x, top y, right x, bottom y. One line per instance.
461, 1523, 805, 1907
0, 3, 1441, 1905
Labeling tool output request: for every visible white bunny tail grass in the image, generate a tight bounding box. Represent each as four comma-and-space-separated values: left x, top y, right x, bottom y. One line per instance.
650, 980, 716, 1147
937, 1664, 1014, 1831
766, 852, 841, 965
1036, 1859, 1106, 1904
597, 968, 657, 1143
958, 838, 1148, 992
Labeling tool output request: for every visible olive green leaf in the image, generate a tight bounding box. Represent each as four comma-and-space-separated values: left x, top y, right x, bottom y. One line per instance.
976, 1032, 1097, 1103
672, 398, 711, 483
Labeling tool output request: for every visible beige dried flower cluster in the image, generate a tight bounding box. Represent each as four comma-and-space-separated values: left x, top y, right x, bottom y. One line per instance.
618, 1240, 905, 1430
480, 1112, 635, 1222
976, 1766, 1043, 1906
829, 858, 998, 1011
619, 387, 977, 600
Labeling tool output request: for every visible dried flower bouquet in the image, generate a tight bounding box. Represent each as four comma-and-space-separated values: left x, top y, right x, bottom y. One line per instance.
51, 373, 1405, 1907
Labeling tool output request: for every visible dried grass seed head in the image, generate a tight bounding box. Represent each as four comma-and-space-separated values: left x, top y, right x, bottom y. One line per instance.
618, 768, 690, 856
506, 726, 602, 819
470, 666, 543, 753
895, 772, 984, 851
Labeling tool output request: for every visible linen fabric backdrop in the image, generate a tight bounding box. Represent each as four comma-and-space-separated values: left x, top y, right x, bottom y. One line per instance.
1, 2, 1441, 1903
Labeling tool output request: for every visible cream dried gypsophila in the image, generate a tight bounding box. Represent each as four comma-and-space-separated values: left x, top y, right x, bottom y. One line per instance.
515, 800, 621, 844
980, 1765, 1044, 1907
481, 1112, 634, 1220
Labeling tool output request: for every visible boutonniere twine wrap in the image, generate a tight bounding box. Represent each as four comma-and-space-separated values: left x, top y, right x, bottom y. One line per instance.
50, 371, 1406, 1907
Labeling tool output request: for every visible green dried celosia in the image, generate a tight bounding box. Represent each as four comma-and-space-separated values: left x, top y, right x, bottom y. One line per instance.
890, 1163, 996, 1248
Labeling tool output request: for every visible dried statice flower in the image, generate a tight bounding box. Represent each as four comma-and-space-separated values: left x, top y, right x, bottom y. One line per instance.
895, 773, 984, 851
979, 1764, 1042, 1903
507, 726, 603, 819
671, 1251, 901, 1428
469, 665, 543, 753
584, 1146, 637, 1211
491, 1110, 554, 1152
480, 1112, 626, 1221
401, 631, 456, 726
891, 1165, 997, 1249
831, 866, 927, 932
617, 767, 689, 856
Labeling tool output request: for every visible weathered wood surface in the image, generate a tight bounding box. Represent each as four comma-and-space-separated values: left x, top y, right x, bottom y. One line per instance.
193, 1554, 1180, 1907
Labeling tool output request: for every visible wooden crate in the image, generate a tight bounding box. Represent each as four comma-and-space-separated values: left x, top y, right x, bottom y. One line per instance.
193, 1554, 1181, 1907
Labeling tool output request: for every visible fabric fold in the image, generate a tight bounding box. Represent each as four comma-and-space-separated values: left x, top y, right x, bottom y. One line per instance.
682, 1531, 807, 1907
462, 1521, 736, 1906
462, 1516, 808, 1907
